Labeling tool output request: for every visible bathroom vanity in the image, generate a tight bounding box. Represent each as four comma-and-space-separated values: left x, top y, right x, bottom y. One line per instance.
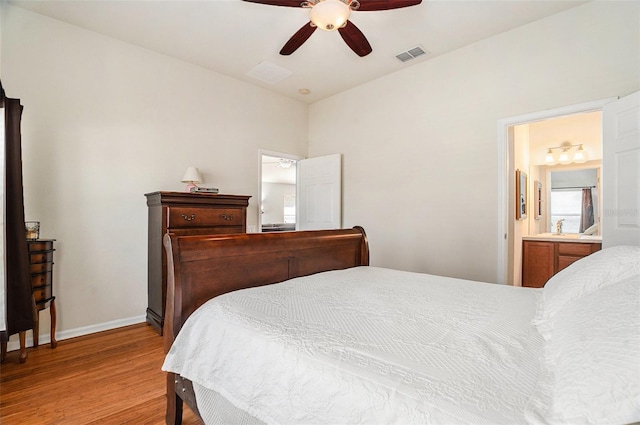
522, 235, 602, 288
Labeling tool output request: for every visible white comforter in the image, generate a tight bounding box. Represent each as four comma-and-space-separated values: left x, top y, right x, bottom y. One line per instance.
163, 266, 543, 425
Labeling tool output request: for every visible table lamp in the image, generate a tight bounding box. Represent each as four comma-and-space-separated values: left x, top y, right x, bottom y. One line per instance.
181, 166, 202, 192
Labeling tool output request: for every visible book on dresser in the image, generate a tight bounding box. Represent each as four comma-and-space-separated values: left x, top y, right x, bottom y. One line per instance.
144, 191, 251, 335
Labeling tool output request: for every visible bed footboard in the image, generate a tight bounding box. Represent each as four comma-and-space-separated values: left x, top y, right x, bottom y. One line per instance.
162, 226, 370, 424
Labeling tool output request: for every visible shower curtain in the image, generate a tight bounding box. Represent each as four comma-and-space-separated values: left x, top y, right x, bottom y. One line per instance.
1, 81, 33, 343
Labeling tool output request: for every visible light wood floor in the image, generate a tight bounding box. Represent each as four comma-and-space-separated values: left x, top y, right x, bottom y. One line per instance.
0, 323, 201, 425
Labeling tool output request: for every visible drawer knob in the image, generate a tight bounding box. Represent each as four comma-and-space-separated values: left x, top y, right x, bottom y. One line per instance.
181, 214, 196, 221
221, 213, 234, 221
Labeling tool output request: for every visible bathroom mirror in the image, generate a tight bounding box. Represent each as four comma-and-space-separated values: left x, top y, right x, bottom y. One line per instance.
548, 166, 599, 234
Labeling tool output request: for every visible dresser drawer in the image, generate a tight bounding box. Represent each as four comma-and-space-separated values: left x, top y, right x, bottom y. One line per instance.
29, 251, 54, 264
30, 261, 53, 274
172, 226, 244, 236
28, 241, 54, 252
32, 272, 52, 288
557, 242, 596, 256
168, 207, 244, 228
33, 285, 52, 303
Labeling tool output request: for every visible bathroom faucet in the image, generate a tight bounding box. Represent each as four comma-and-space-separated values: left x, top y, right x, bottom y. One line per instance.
555, 219, 565, 235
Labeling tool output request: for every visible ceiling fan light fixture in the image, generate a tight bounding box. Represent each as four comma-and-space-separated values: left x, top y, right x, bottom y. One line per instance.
310, 0, 351, 31
279, 159, 294, 169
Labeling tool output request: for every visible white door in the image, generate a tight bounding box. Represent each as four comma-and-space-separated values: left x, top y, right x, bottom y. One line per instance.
602, 91, 640, 247
297, 154, 342, 230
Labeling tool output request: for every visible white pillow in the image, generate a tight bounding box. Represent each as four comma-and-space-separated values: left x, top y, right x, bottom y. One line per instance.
537, 245, 640, 331
526, 275, 640, 424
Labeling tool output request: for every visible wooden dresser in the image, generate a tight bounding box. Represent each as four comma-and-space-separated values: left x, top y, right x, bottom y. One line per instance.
522, 239, 601, 288
27, 239, 58, 349
145, 192, 251, 334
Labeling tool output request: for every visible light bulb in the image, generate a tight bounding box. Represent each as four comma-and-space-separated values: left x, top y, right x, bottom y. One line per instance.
544, 148, 556, 165
558, 149, 571, 164
572, 144, 588, 163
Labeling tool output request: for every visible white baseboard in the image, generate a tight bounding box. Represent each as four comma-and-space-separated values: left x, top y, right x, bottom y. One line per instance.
5, 315, 147, 352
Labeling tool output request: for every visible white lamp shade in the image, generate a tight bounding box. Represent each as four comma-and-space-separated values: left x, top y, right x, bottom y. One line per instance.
544, 149, 556, 165
181, 167, 203, 184
310, 0, 350, 31
572, 145, 588, 163
558, 149, 571, 164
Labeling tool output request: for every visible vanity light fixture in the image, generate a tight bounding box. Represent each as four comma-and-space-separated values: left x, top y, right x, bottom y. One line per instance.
544, 142, 589, 165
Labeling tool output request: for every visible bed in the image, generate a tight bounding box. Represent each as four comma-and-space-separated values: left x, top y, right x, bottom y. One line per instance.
161, 227, 640, 425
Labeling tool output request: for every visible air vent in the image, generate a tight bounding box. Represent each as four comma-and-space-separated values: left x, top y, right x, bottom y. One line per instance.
395, 46, 429, 63
246, 61, 292, 85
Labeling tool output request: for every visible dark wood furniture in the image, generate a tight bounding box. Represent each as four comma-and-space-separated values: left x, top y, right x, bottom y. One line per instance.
2, 239, 59, 363
27, 239, 58, 349
522, 239, 602, 288
145, 192, 251, 334
162, 227, 370, 425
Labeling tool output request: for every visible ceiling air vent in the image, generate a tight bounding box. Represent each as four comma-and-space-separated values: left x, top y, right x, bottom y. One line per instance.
246, 61, 292, 85
395, 46, 429, 63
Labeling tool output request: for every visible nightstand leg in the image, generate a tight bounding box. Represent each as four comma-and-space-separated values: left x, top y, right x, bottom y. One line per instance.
19, 331, 27, 363
33, 307, 40, 348
1, 341, 6, 362
50, 298, 57, 349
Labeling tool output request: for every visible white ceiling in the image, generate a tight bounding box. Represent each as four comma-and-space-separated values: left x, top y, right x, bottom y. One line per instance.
262, 155, 297, 184
9, 0, 588, 104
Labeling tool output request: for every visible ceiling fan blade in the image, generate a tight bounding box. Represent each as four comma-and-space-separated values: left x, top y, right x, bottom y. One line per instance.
242, 0, 306, 7
355, 0, 422, 11
280, 23, 317, 55
338, 21, 372, 57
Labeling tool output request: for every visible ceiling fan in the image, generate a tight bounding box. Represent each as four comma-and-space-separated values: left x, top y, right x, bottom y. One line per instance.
243, 0, 422, 57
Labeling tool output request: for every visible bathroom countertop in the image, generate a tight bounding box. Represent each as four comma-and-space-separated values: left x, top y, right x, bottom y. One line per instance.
522, 233, 602, 243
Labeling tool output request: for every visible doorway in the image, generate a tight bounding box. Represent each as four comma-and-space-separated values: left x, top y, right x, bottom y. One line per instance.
259, 150, 303, 233
497, 98, 615, 285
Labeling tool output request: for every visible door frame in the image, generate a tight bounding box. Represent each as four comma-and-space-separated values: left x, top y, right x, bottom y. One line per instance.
496, 97, 616, 285
258, 149, 304, 232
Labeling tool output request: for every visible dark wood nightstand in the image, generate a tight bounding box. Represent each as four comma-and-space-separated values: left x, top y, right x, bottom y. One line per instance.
27, 239, 58, 349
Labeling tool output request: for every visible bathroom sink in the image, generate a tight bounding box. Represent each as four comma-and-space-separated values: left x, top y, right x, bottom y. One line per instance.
526, 233, 602, 241
536, 233, 580, 239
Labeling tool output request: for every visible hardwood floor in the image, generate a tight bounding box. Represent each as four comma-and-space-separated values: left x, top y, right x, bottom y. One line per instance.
0, 323, 201, 425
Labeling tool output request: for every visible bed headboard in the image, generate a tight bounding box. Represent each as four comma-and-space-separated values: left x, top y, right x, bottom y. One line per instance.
162, 226, 369, 351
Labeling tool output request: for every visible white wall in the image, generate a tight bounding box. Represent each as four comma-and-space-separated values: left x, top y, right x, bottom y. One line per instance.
1, 5, 308, 341
308, 1, 640, 283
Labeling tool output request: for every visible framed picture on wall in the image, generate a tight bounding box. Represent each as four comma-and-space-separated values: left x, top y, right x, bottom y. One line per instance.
516, 169, 527, 220
534, 180, 543, 220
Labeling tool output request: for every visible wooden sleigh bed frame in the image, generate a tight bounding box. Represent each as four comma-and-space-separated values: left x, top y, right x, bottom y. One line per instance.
162, 227, 370, 425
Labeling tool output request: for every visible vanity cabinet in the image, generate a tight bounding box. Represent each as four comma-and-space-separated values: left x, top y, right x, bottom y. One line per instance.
522, 239, 601, 288
145, 191, 251, 334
